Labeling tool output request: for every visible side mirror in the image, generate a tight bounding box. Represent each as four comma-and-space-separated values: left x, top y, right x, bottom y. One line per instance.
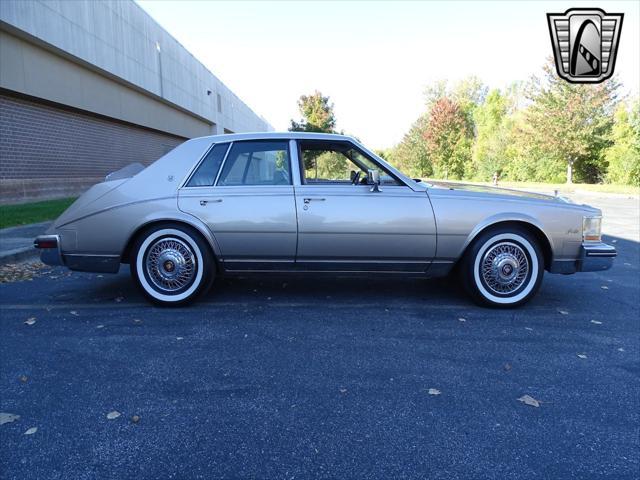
368, 169, 381, 192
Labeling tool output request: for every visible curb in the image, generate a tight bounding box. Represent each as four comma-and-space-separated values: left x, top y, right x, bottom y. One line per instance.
0, 247, 39, 265
0, 221, 51, 265
573, 189, 640, 200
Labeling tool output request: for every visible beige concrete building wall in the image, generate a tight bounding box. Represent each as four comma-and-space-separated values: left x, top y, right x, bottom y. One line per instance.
0, 29, 214, 139
0, 0, 273, 204
0, 0, 272, 134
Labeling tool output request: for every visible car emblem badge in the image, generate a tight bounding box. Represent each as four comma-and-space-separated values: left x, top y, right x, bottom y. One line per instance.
547, 8, 623, 83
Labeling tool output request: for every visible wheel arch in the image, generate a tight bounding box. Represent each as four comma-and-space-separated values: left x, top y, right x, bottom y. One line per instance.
459, 216, 554, 270
121, 216, 222, 268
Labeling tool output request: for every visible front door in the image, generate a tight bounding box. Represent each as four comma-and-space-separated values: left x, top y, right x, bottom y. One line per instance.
294, 140, 436, 272
178, 139, 297, 271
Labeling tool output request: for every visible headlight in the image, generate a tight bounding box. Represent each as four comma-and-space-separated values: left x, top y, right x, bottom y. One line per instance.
583, 216, 602, 242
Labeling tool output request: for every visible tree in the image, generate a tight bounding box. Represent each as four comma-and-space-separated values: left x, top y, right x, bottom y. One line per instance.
389, 77, 486, 180
472, 89, 509, 180
423, 98, 470, 179
289, 91, 336, 133
605, 100, 640, 186
392, 114, 432, 178
391, 66, 631, 185
520, 60, 619, 183
374, 148, 393, 162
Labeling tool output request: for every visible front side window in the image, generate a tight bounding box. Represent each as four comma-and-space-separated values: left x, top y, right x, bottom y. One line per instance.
186, 142, 229, 187
299, 141, 400, 186
217, 140, 291, 186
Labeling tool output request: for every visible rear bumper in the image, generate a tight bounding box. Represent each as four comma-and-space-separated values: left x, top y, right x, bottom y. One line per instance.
577, 242, 617, 272
34, 235, 120, 273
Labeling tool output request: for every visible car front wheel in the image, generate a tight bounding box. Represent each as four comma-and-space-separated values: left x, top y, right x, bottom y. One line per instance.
460, 226, 544, 308
130, 224, 214, 306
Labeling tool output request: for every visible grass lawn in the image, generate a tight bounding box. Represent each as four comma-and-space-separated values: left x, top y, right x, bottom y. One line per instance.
422, 179, 640, 196
0, 197, 77, 229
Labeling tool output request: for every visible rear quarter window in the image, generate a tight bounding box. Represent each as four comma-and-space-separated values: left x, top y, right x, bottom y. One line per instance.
186, 143, 230, 187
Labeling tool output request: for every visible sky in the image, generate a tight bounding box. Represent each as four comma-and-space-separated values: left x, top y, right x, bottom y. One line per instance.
137, 0, 639, 150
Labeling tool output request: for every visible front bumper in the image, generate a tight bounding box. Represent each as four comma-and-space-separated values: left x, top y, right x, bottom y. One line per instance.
549, 241, 617, 274
577, 242, 617, 272
34, 235, 120, 273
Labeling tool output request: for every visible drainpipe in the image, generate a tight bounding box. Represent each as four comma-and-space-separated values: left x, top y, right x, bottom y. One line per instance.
156, 42, 163, 98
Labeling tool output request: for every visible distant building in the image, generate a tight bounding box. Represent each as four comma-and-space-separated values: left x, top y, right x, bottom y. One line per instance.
0, 0, 272, 203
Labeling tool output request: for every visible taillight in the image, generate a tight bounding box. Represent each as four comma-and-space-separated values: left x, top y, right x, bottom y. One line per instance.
34, 236, 58, 249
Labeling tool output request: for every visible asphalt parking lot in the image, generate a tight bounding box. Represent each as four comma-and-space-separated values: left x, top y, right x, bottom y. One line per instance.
1, 193, 638, 480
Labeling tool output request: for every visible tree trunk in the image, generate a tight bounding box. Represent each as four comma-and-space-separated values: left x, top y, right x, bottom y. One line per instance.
566, 158, 574, 184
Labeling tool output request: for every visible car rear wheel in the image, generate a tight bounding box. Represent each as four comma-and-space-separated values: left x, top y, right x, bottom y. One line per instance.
460, 226, 544, 308
130, 224, 214, 306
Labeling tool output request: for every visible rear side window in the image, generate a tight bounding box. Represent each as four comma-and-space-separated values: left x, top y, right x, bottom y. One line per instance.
217, 140, 291, 186
186, 143, 229, 187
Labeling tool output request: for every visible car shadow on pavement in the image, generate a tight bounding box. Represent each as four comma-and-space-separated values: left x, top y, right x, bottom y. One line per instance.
76, 234, 640, 311
0, 234, 636, 313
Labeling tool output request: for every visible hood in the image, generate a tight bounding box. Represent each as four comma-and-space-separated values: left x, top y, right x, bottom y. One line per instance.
423, 181, 565, 202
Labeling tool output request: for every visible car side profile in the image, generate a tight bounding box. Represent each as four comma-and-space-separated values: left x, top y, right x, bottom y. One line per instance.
35, 132, 616, 307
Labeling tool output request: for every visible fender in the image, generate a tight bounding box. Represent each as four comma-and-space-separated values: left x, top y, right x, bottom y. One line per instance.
461, 212, 555, 255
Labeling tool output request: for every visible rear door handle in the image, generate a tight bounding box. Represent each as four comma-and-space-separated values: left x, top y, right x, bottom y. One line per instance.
200, 199, 222, 206
303, 197, 326, 204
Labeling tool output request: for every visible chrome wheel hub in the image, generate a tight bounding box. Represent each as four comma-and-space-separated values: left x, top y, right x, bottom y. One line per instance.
481, 242, 529, 295
145, 237, 196, 292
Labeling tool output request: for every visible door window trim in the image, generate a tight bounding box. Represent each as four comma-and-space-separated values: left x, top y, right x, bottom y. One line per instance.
294, 139, 404, 187
214, 140, 293, 187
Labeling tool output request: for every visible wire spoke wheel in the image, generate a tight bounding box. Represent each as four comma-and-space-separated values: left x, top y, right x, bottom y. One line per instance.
480, 241, 530, 296
144, 237, 196, 293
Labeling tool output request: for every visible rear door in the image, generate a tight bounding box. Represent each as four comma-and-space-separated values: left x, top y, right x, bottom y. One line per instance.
293, 140, 436, 272
178, 140, 297, 271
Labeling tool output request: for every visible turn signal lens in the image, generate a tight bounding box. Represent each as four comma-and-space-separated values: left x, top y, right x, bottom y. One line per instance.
582, 216, 602, 242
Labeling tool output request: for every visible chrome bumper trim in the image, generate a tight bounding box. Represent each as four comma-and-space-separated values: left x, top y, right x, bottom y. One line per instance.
64, 254, 120, 273
577, 242, 616, 272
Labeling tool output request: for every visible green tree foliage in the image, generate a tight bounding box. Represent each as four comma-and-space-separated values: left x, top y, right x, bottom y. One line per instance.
423, 98, 471, 179
296, 66, 635, 185
605, 100, 640, 186
517, 61, 619, 183
289, 91, 336, 133
451, 76, 488, 129
425, 77, 487, 115
395, 77, 485, 180
472, 89, 508, 180
389, 64, 634, 184
290, 90, 339, 174
393, 114, 432, 178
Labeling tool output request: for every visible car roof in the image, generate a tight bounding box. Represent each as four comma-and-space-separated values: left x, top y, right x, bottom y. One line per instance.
197, 131, 359, 143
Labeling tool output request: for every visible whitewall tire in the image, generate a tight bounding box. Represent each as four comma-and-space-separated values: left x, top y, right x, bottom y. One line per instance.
130, 224, 215, 306
460, 226, 544, 308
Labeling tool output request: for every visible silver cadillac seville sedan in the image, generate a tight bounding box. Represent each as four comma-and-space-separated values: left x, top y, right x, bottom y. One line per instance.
35, 132, 616, 307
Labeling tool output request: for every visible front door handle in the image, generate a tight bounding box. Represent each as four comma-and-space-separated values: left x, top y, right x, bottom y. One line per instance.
200, 199, 223, 206
303, 197, 326, 204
